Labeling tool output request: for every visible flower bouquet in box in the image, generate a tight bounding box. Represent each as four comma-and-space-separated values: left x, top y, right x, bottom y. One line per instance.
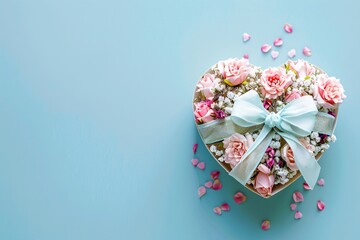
193, 58, 345, 198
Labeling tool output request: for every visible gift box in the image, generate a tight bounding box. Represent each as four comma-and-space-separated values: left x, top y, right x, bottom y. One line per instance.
193, 58, 345, 198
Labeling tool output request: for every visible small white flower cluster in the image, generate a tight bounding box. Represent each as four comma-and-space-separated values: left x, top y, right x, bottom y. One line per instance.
303, 131, 335, 156
274, 165, 298, 185
209, 144, 224, 162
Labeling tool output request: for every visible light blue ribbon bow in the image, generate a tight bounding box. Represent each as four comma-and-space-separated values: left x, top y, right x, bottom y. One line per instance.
229, 90, 321, 189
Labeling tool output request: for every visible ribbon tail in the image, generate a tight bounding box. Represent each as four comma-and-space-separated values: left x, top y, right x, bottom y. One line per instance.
278, 131, 321, 189
230, 126, 274, 185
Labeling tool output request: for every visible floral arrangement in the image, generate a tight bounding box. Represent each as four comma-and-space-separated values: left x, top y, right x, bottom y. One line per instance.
193, 58, 346, 197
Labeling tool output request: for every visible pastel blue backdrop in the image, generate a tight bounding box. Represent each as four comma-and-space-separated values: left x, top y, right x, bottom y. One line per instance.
0, 0, 358, 239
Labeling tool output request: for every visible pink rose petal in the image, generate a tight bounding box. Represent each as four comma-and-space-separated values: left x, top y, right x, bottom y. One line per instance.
197, 162, 205, 170
204, 181, 213, 188
290, 203, 297, 211
271, 50, 279, 59
198, 186, 206, 198
317, 200, 325, 211
261, 220, 270, 230
220, 203, 230, 211
210, 170, 220, 180
193, 143, 198, 154
191, 158, 199, 166
233, 192, 247, 204
294, 210, 303, 219
293, 191, 304, 203
303, 182, 311, 190
288, 49, 296, 58
261, 44, 272, 53
243, 33, 251, 42
213, 206, 222, 215
273, 38, 283, 47
284, 23, 293, 33
303, 47, 312, 56
212, 179, 222, 190
243, 53, 249, 59
317, 178, 325, 186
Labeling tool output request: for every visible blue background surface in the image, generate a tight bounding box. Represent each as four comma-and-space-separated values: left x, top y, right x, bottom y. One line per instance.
0, 0, 359, 239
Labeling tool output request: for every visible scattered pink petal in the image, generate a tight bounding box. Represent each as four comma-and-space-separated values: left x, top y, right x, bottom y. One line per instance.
243, 33, 251, 42
284, 23, 293, 33
198, 186, 206, 198
288, 49, 296, 58
294, 210, 303, 219
293, 191, 304, 203
220, 203, 230, 211
212, 179, 222, 190
197, 162, 205, 170
261, 220, 271, 230
303, 47, 312, 56
210, 170, 220, 180
303, 182, 311, 190
317, 200, 325, 211
271, 50, 279, 59
243, 53, 249, 59
233, 192, 247, 204
191, 158, 199, 166
204, 181, 213, 188
290, 203, 297, 211
213, 206, 222, 215
317, 178, 325, 186
273, 38, 283, 47
193, 143, 198, 154
261, 44, 272, 53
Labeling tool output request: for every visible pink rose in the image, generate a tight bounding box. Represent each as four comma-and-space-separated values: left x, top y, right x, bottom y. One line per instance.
288, 59, 315, 79
280, 143, 297, 171
314, 74, 346, 109
218, 58, 252, 86
223, 133, 253, 168
254, 164, 275, 197
194, 101, 215, 123
280, 139, 315, 171
285, 90, 301, 103
260, 67, 292, 99
196, 73, 215, 100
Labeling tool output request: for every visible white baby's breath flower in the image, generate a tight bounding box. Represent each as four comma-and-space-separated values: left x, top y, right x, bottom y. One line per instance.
331, 135, 337, 142
224, 97, 231, 104
321, 144, 330, 150
273, 141, 281, 149
210, 145, 217, 152
224, 107, 233, 114
311, 132, 319, 139
275, 150, 281, 157
304, 80, 311, 87
227, 91, 235, 99
216, 150, 223, 156
218, 156, 224, 162
218, 96, 224, 102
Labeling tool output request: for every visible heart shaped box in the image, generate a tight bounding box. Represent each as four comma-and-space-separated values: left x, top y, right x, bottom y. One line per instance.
193, 58, 345, 198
